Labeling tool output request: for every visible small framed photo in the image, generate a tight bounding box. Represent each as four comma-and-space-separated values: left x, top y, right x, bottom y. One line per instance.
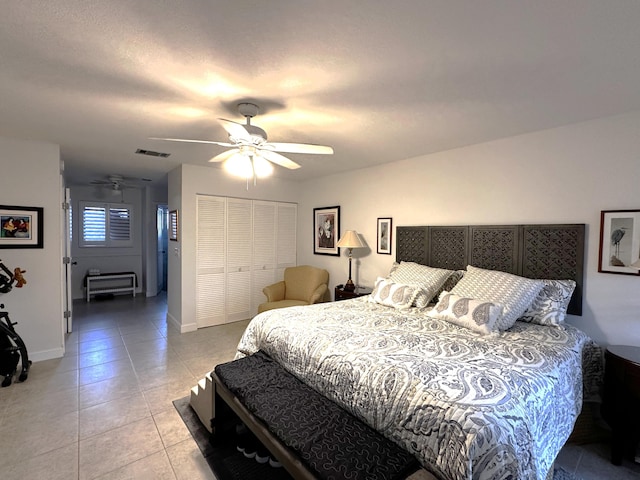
0, 205, 43, 249
314, 206, 340, 256
598, 209, 640, 275
169, 210, 179, 241
377, 217, 392, 254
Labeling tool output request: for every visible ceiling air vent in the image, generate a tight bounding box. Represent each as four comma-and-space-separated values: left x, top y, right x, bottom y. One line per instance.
135, 148, 170, 158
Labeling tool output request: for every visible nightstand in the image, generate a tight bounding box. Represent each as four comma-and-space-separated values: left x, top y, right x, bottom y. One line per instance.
602, 345, 640, 465
334, 285, 372, 301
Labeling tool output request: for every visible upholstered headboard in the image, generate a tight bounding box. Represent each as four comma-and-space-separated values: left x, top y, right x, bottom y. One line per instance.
396, 224, 585, 315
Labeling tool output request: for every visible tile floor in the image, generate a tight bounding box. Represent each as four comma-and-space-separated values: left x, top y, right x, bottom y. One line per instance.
0, 293, 246, 480
0, 293, 638, 479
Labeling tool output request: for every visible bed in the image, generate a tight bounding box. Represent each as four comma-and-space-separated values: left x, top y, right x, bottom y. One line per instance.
233, 224, 601, 480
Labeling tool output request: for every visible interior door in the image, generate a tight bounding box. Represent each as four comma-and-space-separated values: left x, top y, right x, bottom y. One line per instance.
196, 195, 226, 327
63, 187, 73, 333
226, 198, 252, 322
156, 204, 168, 292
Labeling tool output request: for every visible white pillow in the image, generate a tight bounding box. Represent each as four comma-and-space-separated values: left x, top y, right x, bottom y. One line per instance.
370, 277, 419, 310
388, 262, 453, 307
430, 291, 503, 335
519, 279, 576, 326
450, 265, 543, 331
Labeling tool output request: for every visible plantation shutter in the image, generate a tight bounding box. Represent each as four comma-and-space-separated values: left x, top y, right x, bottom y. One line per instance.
109, 206, 131, 245
80, 202, 133, 247
82, 205, 106, 243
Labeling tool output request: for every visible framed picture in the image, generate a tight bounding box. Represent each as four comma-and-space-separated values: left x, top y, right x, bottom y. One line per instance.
0, 205, 43, 249
313, 206, 340, 256
598, 209, 640, 275
169, 210, 179, 241
377, 217, 392, 254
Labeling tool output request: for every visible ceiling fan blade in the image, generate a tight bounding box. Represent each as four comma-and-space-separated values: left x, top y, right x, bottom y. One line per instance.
149, 137, 235, 147
217, 119, 252, 142
209, 149, 240, 163
264, 142, 334, 155
259, 150, 301, 170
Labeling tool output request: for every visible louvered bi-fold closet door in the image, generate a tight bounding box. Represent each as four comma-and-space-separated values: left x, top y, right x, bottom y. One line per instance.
196, 195, 226, 327
226, 198, 253, 322
252, 201, 277, 316
276, 203, 297, 278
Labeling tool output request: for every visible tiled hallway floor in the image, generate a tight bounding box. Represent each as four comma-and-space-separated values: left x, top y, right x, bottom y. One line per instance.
0, 293, 638, 479
0, 293, 246, 480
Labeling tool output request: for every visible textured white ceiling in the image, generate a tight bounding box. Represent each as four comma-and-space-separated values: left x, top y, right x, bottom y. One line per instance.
2, 1, 639, 187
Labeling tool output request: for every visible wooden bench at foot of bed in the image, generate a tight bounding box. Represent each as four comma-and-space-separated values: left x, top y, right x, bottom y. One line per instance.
211, 351, 419, 480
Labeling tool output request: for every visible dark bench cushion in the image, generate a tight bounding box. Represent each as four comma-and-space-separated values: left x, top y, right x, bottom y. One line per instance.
214, 351, 418, 480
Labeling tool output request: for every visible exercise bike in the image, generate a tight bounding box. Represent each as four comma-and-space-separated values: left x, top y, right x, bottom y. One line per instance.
0, 260, 31, 387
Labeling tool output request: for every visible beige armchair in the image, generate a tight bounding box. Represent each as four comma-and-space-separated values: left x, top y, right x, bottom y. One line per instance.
258, 265, 329, 313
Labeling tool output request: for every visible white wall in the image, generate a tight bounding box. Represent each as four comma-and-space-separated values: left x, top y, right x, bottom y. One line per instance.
0, 136, 63, 361
167, 164, 300, 332
297, 110, 640, 347
69, 185, 145, 300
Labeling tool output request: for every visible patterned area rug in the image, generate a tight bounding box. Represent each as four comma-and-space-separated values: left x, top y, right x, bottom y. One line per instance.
553, 467, 581, 480
173, 396, 582, 480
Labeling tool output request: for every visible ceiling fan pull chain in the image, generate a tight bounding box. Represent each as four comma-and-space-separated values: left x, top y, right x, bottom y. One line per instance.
251, 156, 258, 186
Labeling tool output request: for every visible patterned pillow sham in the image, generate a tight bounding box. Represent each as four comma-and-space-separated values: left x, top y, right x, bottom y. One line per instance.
450, 265, 544, 331
430, 291, 503, 335
370, 277, 419, 310
432, 269, 465, 302
388, 261, 454, 307
519, 279, 576, 326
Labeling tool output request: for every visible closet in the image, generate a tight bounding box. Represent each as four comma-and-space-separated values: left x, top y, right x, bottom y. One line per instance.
196, 195, 296, 327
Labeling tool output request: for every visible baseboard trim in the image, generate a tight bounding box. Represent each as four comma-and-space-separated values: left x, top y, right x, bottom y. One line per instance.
166, 311, 197, 333
30, 346, 65, 362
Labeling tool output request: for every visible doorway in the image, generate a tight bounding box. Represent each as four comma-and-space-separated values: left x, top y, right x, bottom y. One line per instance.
157, 205, 168, 292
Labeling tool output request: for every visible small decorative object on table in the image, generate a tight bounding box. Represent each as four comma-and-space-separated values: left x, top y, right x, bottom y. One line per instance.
335, 284, 372, 301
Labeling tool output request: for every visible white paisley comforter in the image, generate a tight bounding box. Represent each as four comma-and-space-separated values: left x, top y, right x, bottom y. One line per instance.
236, 298, 599, 480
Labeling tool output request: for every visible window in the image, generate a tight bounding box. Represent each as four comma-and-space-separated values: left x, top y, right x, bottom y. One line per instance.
79, 202, 133, 247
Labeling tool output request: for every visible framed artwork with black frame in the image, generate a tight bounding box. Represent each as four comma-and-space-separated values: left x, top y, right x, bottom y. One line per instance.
169, 209, 179, 242
377, 217, 392, 254
0, 205, 43, 249
313, 206, 340, 256
598, 209, 640, 275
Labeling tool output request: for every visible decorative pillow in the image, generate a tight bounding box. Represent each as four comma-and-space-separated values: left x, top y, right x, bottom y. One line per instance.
388, 261, 453, 307
433, 269, 465, 302
429, 291, 503, 335
450, 265, 544, 331
370, 277, 419, 310
519, 279, 576, 326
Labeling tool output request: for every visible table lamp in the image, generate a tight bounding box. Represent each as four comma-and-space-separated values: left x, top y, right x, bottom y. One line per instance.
336, 230, 365, 291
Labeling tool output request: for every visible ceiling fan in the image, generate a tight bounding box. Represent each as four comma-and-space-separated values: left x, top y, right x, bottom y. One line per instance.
151, 103, 333, 178
90, 174, 151, 191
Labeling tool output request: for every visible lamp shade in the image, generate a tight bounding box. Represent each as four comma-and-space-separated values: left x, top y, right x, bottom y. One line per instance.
337, 230, 364, 249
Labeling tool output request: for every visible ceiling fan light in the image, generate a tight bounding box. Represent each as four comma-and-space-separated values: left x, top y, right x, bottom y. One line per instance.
252, 155, 274, 178
223, 154, 274, 180
223, 155, 253, 178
